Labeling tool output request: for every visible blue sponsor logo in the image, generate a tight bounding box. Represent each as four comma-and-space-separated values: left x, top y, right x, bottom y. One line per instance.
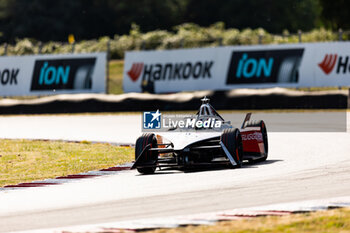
31, 58, 96, 91
226, 49, 304, 84
236, 53, 274, 78
39, 62, 70, 85
143, 110, 161, 129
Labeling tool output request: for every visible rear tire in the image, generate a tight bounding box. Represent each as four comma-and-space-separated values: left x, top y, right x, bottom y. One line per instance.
220, 128, 243, 168
246, 120, 268, 162
135, 133, 158, 174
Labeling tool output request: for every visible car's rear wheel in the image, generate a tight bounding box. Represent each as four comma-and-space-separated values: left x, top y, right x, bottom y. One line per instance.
259, 120, 268, 155
135, 133, 158, 174
256, 120, 268, 162
246, 120, 268, 162
220, 128, 243, 168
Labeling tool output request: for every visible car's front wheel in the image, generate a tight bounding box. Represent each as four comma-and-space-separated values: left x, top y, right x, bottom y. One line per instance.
220, 128, 243, 168
135, 133, 158, 174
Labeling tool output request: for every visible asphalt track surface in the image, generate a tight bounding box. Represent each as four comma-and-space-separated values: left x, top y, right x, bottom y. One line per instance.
0, 112, 349, 232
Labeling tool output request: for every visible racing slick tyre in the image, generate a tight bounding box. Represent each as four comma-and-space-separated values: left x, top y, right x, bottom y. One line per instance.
246, 120, 268, 162
135, 133, 158, 174
220, 128, 243, 168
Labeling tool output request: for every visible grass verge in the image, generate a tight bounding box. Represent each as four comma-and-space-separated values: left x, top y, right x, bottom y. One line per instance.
149, 208, 350, 233
0, 139, 134, 187
108, 59, 124, 94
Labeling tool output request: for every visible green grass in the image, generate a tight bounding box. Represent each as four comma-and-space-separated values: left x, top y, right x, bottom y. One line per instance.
0, 139, 134, 187
108, 59, 124, 94
149, 208, 350, 233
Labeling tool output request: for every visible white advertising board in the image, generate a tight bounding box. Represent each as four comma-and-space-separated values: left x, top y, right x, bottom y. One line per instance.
0, 53, 106, 96
123, 42, 350, 93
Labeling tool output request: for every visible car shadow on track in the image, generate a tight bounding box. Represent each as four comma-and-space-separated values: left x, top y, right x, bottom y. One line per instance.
184, 159, 283, 173
136, 159, 283, 175
243, 159, 283, 167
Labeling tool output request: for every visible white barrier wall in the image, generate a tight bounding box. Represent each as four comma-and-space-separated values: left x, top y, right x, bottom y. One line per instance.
0, 53, 106, 96
123, 42, 350, 93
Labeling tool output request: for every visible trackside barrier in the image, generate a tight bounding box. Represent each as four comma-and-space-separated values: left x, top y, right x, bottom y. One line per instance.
124, 42, 350, 93
0, 88, 347, 114
0, 53, 106, 97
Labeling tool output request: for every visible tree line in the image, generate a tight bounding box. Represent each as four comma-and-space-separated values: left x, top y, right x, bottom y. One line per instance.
0, 0, 348, 43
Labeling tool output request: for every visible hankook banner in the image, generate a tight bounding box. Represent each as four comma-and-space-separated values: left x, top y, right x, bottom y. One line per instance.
0, 53, 106, 96
123, 42, 350, 93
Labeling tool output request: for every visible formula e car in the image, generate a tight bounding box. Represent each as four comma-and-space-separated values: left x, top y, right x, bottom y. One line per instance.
132, 97, 268, 174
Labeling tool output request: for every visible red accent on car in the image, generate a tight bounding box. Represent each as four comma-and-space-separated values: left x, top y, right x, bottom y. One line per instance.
241, 130, 263, 154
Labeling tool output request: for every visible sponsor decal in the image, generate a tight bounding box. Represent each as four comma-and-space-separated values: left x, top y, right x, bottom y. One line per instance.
242, 132, 263, 141
31, 58, 96, 91
318, 54, 337, 74
128, 61, 214, 93
318, 53, 350, 75
127, 63, 144, 82
226, 49, 304, 84
0, 68, 19, 86
143, 110, 162, 129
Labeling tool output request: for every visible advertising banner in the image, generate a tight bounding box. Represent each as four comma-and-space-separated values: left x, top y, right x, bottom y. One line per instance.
123, 42, 350, 93
0, 53, 106, 96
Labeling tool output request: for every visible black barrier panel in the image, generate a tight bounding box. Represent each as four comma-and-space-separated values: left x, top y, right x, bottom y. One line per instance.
226, 49, 304, 84
0, 91, 347, 114
30, 58, 96, 91
0, 92, 346, 132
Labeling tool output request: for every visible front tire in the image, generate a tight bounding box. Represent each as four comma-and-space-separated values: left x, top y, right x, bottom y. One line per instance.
221, 128, 243, 168
135, 133, 158, 174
